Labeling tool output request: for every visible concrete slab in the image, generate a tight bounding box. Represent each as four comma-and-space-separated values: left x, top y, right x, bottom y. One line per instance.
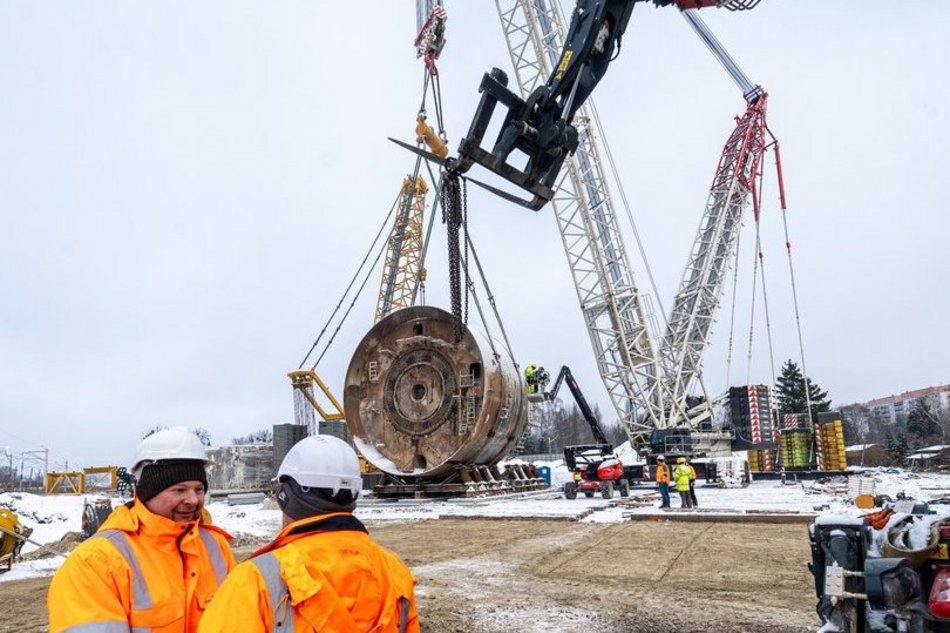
626, 511, 817, 524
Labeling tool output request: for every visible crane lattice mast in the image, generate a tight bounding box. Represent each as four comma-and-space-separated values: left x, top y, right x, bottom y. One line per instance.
493, 2, 779, 452
492, 0, 664, 447
658, 95, 774, 425
657, 9, 782, 429
375, 176, 428, 322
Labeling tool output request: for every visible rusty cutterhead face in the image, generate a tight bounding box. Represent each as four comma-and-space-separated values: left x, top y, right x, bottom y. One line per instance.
344, 306, 527, 478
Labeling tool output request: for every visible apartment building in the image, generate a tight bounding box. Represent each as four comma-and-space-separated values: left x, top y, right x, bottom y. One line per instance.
861, 384, 950, 426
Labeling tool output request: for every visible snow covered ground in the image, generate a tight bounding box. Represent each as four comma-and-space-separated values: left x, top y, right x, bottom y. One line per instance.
3, 466, 950, 583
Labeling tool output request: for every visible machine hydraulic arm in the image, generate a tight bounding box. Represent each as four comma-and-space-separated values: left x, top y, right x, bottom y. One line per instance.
542, 366, 610, 446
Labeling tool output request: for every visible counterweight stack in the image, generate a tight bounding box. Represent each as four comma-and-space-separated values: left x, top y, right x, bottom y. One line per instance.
344, 306, 530, 482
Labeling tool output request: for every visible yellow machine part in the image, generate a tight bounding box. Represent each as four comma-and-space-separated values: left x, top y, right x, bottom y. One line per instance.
0, 509, 23, 559
358, 454, 379, 474
415, 114, 447, 158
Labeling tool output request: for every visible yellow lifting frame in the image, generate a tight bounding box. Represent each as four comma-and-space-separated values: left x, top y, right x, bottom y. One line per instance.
43, 466, 119, 494
288, 369, 345, 421
44, 471, 83, 494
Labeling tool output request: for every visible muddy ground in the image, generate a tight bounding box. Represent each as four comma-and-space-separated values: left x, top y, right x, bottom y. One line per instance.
3, 518, 819, 632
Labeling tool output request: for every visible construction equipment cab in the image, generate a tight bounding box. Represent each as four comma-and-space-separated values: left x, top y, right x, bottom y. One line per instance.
564, 444, 629, 499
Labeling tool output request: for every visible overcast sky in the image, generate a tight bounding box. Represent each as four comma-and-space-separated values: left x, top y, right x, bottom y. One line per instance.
1, 1, 947, 470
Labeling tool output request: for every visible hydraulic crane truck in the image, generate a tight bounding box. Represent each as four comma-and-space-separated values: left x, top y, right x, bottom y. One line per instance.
532, 365, 638, 499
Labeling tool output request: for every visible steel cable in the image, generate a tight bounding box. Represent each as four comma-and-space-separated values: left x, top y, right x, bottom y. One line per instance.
312, 226, 391, 369
464, 228, 516, 365
297, 189, 401, 369
411, 161, 444, 306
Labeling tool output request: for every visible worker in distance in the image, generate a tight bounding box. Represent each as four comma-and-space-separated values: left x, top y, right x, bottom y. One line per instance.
198, 434, 420, 633
48, 426, 236, 633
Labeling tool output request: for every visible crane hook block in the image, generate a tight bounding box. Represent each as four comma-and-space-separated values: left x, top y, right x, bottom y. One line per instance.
416, 114, 448, 159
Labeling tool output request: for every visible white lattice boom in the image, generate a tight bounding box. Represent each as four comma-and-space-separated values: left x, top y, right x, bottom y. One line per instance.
658, 96, 771, 426
493, 0, 664, 447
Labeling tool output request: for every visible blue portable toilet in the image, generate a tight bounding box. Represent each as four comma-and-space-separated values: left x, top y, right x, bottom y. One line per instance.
537, 465, 552, 487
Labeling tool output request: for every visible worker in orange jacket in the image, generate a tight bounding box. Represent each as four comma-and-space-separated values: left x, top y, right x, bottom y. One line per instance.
198, 435, 419, 633
655, 455, 671, 509
48, 427, 236, 633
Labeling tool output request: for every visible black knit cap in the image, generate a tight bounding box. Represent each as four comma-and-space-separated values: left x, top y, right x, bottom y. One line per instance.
135, 459, 208, 503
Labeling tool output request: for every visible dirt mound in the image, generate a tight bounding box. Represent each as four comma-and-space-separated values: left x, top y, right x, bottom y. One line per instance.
228, 534, 270, 549
21, 531, 85, 560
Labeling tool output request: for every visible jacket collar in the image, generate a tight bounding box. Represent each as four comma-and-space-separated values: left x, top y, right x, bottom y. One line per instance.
251, 512, 367, 559
101, 499, 200, 541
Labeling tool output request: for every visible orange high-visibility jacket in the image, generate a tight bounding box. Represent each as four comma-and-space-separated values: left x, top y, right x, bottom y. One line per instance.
655, 463, 671, 484
48, 499, 235, 633
197, 512, 419, 633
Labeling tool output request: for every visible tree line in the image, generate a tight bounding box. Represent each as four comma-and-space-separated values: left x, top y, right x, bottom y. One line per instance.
774, 359, 950, 462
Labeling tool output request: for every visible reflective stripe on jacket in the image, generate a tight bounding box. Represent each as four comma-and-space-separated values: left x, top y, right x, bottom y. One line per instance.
197, 512, 419, 633
47, 499, 235, 633
673, 464, 692, 491
654, 464, 671, 485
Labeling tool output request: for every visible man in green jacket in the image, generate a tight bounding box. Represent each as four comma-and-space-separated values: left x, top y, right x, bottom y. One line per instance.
673, 457, 693, 509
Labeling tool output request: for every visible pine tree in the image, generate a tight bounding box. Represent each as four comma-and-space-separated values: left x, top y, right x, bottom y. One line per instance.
774, 359, 831, 420
895, 433, 909, 464
885, 431, 899, 456
885, 431, 909, 465
906, 398, 941, 444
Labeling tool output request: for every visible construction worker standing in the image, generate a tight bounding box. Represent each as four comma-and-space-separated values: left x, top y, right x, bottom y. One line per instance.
198, 435, 419, 633
48, 426, 235, 633
674, 457, 694, 509
686, 456, 698, 507
654, 455, 671, 509
525, 364, 539, 394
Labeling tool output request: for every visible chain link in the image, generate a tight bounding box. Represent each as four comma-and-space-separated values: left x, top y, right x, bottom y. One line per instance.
440, 171, 463, 341
462, 178, 469, 327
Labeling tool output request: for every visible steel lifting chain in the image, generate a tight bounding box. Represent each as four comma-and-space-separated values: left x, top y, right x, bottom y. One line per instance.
440, 171, 464, 341
462, 178, 469, 327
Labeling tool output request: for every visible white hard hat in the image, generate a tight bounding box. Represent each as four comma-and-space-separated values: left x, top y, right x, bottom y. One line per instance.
131, 426, 211, 479
277, 435, 362, 496
656, 455, 666, 461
